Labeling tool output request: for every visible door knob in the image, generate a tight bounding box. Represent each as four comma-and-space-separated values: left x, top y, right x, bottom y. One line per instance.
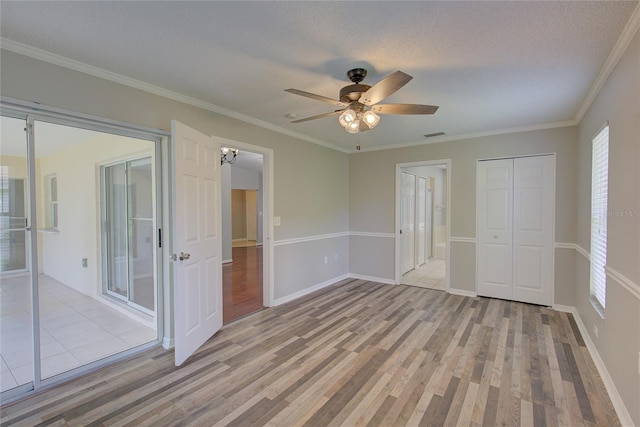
179, 252, 191, 261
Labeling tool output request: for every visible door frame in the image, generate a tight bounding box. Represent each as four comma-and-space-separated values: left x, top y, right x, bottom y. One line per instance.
395, 159, 451, 287
99, 153, 157, 317
213, 136, 275, 307
0, 100, 166, 403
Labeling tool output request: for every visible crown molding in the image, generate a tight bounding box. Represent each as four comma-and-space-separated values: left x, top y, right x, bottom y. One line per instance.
574, 2, 640, 122
0, 38, 351, 154
356, 119, 578, 153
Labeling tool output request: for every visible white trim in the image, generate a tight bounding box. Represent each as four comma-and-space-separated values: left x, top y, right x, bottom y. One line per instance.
1, 38, 349, 154
554, 242, 576, 250
556, 306, 635, 427
551, 304, 574, 313
162, 337, 175, 350
575, 2, 640, 122
222, 259, 233, 264
349, 231, 395, 239
450, 236, 476, 243
606, 265, 640, 301
273, 231, 349, 247
447, 288, 478, 298
574, 244, 591, 261
273, 274, 349, 306
348, 274, 396, 285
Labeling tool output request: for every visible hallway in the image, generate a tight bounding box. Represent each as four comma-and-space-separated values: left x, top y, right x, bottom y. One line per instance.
222, 246, 263, 324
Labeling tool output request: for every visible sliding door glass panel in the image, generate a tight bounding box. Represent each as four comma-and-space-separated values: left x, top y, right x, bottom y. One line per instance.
32, 119, 158, 382
104, 163, 129, 299
0, 115, 34, 393
128, 158, 154, 312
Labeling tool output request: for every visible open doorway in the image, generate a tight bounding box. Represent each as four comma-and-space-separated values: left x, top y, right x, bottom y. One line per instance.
396, 161, 450, 291
221, 148, 265, 323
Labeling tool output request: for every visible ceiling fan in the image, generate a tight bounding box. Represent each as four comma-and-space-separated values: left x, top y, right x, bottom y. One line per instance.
285, 68, 438, 134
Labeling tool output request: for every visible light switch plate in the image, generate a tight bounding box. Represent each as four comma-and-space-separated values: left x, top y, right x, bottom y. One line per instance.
274, 216, 281, 226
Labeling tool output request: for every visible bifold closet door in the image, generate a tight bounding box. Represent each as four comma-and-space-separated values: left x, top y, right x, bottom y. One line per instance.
477, 155, 554, 306
512, 156, 554, 305
477, 159, 514, 300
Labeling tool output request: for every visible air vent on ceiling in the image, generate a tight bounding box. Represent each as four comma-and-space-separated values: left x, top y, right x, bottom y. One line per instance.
424, 132, 445, 138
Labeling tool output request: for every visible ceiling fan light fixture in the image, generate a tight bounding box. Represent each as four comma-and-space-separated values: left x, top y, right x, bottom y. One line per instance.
362, 110, 380, 129
345, 119, 360, 134
338, 109, 357, 128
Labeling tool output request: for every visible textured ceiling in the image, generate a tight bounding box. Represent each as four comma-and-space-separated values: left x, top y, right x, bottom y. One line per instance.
1, 1, 637, 152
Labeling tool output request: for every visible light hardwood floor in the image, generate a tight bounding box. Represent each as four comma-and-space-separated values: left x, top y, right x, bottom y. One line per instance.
0, 279, 619, 426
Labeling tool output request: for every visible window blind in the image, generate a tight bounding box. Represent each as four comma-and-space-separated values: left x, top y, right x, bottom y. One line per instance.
590, 125, 609, 309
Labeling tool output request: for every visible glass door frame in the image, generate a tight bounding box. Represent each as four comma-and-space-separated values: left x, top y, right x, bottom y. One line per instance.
100, 154, 157, 317
0, 104, 166, 402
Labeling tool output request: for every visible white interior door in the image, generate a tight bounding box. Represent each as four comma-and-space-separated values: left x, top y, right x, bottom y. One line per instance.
417, 177, 426, 266
513, 155, 554, 305
172, 120, 222, 366
401, 172, 416, 274
477, 159, 513, 300
425, 182, 433, 260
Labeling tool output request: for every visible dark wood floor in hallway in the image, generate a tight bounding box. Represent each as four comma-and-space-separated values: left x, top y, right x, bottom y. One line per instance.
1, 279, 620, 426
223, 246, 263, 324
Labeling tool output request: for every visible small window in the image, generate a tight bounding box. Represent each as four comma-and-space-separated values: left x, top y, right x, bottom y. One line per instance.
590, 125, 608, 314
47, 174, 58, 229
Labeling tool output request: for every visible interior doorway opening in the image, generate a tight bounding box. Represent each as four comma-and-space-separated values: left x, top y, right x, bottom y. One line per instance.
222, 148, 266, 323
396, 161, 450, 291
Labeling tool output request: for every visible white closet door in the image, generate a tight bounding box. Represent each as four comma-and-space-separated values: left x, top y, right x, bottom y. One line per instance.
512, 155, 554, 305
401, 172, 416, 274
417, 177, 427, 266
477, 159, 513, 300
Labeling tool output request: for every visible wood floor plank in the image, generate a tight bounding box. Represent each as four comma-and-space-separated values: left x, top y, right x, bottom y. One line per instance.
0, 281, 621, 427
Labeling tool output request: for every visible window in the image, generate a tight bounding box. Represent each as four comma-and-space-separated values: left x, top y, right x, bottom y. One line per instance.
47, 174, 58, 229
590, 124, 609, 313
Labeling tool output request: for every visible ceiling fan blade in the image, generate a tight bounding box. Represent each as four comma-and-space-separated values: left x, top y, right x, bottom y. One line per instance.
371, 104, 439, 115
285, 89, 349, 107
359, 71, 413, 106
290, 110, 342, 123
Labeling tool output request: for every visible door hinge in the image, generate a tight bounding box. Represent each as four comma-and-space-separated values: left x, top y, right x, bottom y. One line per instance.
158, 228, 162, 248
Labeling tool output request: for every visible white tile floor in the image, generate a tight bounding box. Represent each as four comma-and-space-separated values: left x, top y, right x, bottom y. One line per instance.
401, 258, 447, 291
0, 274, 156, 393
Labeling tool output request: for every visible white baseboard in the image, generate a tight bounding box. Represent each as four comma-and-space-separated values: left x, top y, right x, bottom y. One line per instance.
348, 273, 395, 285
447, 288, 478, 298
222, 259, 233, 264
162, 336, 174, 350
552, 305, 634, 426
273, 274, 349, 306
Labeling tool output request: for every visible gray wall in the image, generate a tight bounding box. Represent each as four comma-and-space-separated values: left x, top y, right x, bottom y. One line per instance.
574, 28, 640, 426
349, 126, 578, 302
0, 49, 350, 314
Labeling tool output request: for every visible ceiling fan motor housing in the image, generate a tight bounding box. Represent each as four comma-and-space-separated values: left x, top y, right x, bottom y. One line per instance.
340, 84, 371, 103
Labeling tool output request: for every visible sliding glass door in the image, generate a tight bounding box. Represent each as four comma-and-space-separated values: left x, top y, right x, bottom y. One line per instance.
0, 115, 35, 393
0, 109, 162, 399
102, 157, 155, 314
